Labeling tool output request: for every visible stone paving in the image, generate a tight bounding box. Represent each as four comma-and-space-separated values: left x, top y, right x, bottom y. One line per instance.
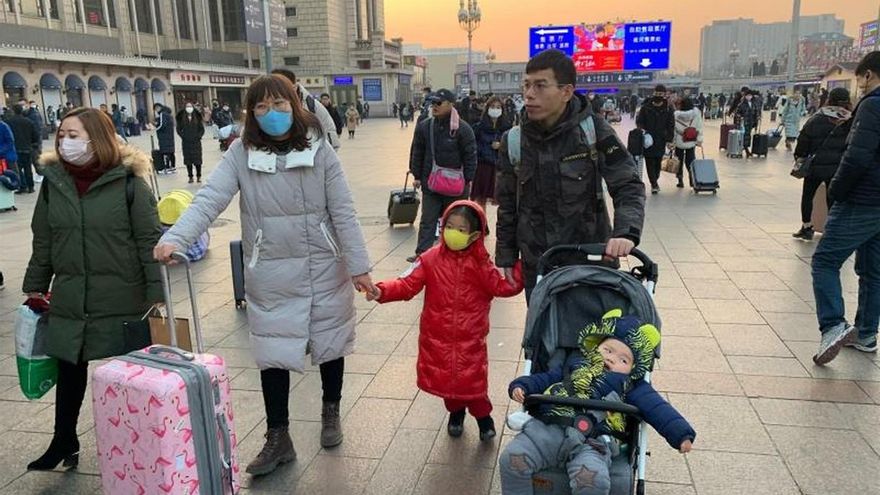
0, 114, 877, 495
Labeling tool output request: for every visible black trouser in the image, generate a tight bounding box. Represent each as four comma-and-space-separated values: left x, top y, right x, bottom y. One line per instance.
163, 152, 176, 170
416, 189, 467, 254
54, 360, 89, 440
675, 147, 696, 186
801, 176, 833, 224
645, 156, 662, 188
184, 161, 203, 179
261, 357, 344, 429
16, 152, 33, 191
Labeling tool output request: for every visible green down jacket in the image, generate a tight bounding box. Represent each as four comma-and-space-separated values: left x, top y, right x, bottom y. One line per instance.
23, 145, 163, 364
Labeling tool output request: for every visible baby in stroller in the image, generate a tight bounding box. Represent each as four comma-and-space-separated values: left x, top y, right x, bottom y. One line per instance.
500, 309, 695, 495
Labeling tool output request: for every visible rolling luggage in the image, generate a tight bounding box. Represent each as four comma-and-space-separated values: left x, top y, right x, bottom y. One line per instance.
230, 240, 246, 309
387, 172, 420, 227
719, 123, 735, 150
767, 125, 784, 149
151, 135, 167, 173
690, 147, 719, 194
0, 187, 15, 212
727, 129, 744, 158
92, 252, 240, 495
751, 132, 769, 157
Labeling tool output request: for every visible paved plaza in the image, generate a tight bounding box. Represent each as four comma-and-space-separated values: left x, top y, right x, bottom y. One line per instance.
0, 114, 876, 495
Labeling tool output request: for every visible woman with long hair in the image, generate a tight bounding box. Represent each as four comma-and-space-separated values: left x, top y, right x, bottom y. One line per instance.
23, 108, 162, 470
470, 96, 511, 210
154, 75, 376, 476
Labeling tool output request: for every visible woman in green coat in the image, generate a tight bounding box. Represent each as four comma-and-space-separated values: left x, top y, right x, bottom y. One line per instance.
22, 108, 162, 471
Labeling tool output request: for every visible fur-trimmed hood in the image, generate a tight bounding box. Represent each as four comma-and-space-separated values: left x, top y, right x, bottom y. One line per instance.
38, 142, 153, 178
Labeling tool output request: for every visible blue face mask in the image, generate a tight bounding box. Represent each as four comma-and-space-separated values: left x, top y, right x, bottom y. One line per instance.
255, 109, 293, 137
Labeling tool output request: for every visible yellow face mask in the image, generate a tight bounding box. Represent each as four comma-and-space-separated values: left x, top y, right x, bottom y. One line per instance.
443, 227, 478, 251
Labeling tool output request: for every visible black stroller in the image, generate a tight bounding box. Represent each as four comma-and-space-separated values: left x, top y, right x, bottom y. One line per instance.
512, 244, 661, 495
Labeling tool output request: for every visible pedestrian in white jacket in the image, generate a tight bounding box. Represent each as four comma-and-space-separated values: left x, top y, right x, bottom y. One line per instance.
673, 97, 704, 188
153, 75, 375, 477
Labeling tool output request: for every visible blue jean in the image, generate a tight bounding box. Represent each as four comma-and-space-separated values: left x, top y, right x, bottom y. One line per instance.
811, 202, 880, 339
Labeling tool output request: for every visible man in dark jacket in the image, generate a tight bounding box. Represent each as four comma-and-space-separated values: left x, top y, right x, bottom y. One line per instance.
408, 88, 478, 262
320, 93, 344, 137
636, 85, 675, 192
153, 104, 176, 173
496, 50, 645, 297
735, 92, 761, 157
812, 51, 880, 365
6, 105, 40, 193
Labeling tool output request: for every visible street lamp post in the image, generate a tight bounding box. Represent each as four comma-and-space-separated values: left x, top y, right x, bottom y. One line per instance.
729, 44, 741, 78
786, 0, 801, 93
458, 0, 481, 93
749, 50, 758, 77
486, 48, 496, 93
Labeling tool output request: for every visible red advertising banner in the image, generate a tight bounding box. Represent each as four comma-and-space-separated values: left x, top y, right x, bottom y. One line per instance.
573, 23, 625, 72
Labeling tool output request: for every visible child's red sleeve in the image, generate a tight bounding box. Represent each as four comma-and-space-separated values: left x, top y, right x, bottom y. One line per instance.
482, 259, 524, 298
376, 260, 427, 303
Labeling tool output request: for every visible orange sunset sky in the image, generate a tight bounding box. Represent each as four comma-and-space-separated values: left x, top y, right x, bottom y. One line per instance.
385, 0, 877, 71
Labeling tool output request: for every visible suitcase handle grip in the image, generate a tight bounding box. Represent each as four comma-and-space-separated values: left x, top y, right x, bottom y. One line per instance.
159, 251, 205, 353
147, 345, 196, 361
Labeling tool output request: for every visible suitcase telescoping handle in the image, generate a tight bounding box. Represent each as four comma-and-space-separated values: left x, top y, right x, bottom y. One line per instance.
158, 251, 204, 353
402, 171, 413, 193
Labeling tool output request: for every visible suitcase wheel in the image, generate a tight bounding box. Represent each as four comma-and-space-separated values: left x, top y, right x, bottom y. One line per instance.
235, 299, 245, 309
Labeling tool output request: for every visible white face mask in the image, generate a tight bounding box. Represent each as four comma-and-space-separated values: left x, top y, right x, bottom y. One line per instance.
487, 108, 503, 119
59, 138, 94, 166
185, 106, 194, 114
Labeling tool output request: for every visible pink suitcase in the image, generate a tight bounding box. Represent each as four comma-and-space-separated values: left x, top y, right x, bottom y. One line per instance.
92, 253, 240, 494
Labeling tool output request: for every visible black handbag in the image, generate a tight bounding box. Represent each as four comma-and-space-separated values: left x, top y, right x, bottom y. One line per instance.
122, 311, 154, 353
791, 121, 843, 179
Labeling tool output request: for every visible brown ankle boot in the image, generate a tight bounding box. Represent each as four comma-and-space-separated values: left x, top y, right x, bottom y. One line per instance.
321, 401, 344, 448
245, 427, 296, 476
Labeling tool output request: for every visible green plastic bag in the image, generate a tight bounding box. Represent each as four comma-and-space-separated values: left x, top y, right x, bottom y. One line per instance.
15, 305, 57, 400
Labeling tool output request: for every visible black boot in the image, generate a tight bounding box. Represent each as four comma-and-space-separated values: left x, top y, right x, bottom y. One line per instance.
447, 409, 466, 437
476, 416, 496, 441
28, 360, 87, 471
27, 435, 79, 471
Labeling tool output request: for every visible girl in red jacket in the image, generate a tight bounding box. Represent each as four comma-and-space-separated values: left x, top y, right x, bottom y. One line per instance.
368, 200, 523, 440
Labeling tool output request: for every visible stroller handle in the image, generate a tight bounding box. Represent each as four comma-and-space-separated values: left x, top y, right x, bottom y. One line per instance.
523, 394, 641, 419
536, 244, 658, 282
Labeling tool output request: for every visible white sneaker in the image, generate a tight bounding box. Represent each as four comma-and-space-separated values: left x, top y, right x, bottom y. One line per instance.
813, 323, 857, 365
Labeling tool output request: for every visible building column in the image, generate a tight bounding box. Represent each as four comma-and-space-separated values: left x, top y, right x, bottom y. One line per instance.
149, 0, 161, 58
186, 0, 197, 48
129, 0, 143, 56
354, 0, 362, 40
77, 0, 87, 32
11, 0, 21, 25
170, 0, 182, 48
215, 0, 225, 51
42, 0, 50, 29
100, 0, 111, 36
365, 0, 372, 40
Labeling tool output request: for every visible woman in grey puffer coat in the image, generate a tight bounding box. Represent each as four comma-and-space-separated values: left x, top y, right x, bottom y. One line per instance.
154, 75, 376, 477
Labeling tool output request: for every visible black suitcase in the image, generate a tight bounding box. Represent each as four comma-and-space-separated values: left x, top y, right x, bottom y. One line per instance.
230, 240, 246, 309
150, 135, 167, 172
388, 172, 420, 227
751, 133, 769, 157
690, 147, 719, 194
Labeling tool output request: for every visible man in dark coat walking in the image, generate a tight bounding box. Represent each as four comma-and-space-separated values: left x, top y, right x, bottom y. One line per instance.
636, 85, 675, 193
153, 104, 176, 173
408, 88, 478, 262
176, 102, 205, 183
6, 105, 40, 193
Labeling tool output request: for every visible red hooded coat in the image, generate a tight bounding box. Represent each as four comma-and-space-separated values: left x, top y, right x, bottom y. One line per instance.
376, 200, 524, 400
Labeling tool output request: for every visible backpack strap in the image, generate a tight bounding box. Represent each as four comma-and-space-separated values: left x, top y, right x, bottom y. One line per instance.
579, 116, 598, 161
305, 94, 316, 114
506, 126, 521, 166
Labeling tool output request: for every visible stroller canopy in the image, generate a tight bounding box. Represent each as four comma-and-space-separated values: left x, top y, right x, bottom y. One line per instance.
523, 265, 662, 373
